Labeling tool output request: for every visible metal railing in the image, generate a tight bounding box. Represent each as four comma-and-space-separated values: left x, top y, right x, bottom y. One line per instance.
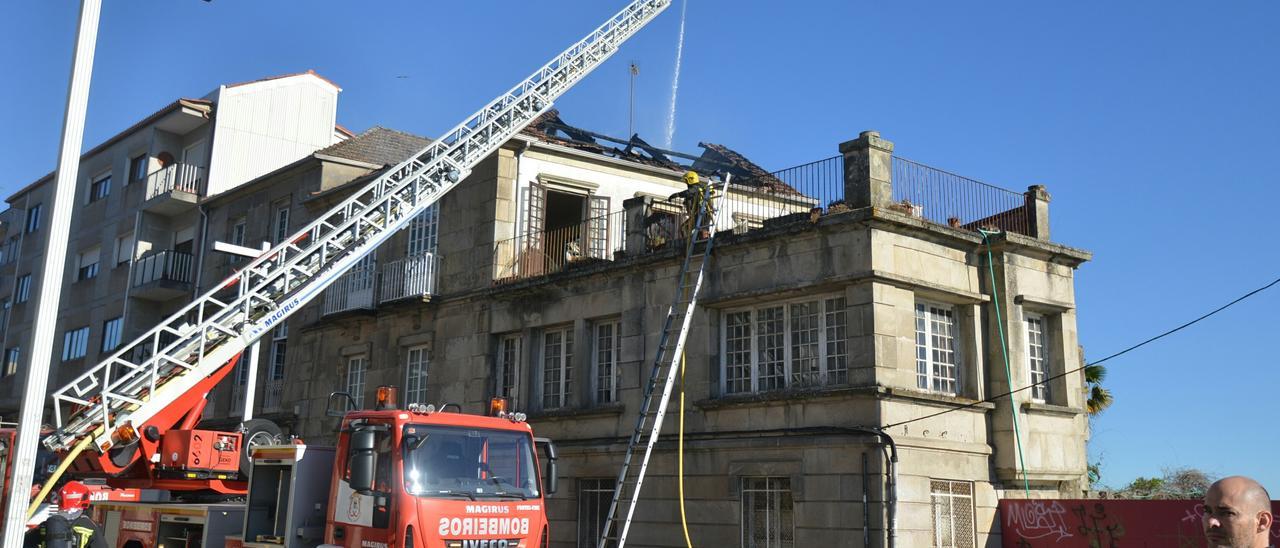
322, 261, 377, 315
380, 252, 441, 303
891, 156, 1031, 235
493, 210, 625, 283
261, 379, 285, 412
131, 250, 194, 287
144, 163, 206, 201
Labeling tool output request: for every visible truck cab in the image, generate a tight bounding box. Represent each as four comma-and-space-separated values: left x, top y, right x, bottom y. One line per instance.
325, 391, 556, 548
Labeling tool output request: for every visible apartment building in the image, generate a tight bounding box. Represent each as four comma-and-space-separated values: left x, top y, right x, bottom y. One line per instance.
0, 71, 346, 418
197, 109, 1091, 546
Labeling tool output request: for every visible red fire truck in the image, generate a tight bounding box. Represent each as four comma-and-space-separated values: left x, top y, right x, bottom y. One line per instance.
85, 390, 557, 548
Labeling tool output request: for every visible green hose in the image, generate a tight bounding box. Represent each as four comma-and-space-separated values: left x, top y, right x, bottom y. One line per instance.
980, 230, 1031, 497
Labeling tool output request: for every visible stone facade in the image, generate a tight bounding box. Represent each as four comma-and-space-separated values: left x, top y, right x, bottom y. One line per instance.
196, 125, 1091, 547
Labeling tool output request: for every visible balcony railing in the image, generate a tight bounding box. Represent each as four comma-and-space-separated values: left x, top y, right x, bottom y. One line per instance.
493, 210, 625, 283
131, 250, 194, 288
322, 261, 377, 315
144, 163, 206, 201
380, 252, 441, 303
261, 379, 285, 412
891, 156, 1031, 236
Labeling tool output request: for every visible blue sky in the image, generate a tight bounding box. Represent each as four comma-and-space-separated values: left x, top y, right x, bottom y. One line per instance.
2, 1, 1278, 493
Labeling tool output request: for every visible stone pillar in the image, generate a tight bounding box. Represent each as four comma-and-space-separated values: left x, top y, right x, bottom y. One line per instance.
839, 130, 895, 209
1024, 185, 1051, 240
622, 196, 652, 256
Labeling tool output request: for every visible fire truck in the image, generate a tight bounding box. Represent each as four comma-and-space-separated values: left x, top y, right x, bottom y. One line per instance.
86, 390, 556, 548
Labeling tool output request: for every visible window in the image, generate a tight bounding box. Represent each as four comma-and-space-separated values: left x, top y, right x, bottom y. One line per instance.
496, 334, 522, 408
229, 217, 247, 264
273, 204, 291, 244
114, 232, 135, 266
62, 326, 89, 361
593, 321, 620, 404
722, 297, 848, 395
1025, 314, 1049, 402
405, 345, 429, 405
577, 478, 615, 548
541, 326, 574, 409
346, 355, 368, 409
101, 316, 123, 353
89, 173, 111, 202
916, 302, 961, 395
269, 323, 287, 381
408, 203, 439, 256
3, 347, 18, 377
77, 246, 100, 281
129, 154, 148, 183
25, 203, 41, 233
930, 480, 975, 548
15, 275, 31, 304
741, 477, 793, 548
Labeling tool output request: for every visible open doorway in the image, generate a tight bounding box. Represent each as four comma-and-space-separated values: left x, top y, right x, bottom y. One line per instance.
543, 189, 586, 270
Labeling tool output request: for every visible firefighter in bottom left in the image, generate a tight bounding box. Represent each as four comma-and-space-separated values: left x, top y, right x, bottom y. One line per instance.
24, 481, 107, 548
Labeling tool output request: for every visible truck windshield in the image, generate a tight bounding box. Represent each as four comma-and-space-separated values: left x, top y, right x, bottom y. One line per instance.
402, 424, 539, 500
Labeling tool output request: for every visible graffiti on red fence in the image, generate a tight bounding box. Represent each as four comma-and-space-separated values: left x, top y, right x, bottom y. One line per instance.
999, 499, 1280, 547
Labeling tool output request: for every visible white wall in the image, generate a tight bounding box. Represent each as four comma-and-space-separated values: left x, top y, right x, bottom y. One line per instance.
205, 74, 339, 196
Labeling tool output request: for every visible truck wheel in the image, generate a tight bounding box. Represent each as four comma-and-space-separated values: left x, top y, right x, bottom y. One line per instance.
238, 419, 282, 476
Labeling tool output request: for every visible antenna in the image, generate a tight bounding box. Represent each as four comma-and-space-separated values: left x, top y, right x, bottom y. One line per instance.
628, 62, 639, 138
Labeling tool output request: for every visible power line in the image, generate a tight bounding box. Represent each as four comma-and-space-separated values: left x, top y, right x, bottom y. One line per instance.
882, 275, 1280, 430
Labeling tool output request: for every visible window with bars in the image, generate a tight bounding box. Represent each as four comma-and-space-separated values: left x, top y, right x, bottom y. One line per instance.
3, 347, 18, 377
722, 297, 848, 395
62, 326, 89, 361
101, 316, 123, 353
916, 301, 961, 395
541, 326, 574, 409
15, 275, 31, 304
577, 478, 615, 548
405, 345, 429, 405
1025, 313, 1049, 402
741, 477, 794, 548
347, 356, 368, 409
89, 173, 111, 203
496, 334, 522, 408
930, 480, 975, 548
593, 321, 620, 404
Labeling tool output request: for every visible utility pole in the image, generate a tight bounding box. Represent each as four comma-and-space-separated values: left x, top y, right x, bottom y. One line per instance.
2, 0, 102, 544
628, 62, 639, 138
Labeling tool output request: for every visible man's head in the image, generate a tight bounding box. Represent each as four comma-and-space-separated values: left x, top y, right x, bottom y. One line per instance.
56, 481, 90, 512
1203, 476, 1273, 548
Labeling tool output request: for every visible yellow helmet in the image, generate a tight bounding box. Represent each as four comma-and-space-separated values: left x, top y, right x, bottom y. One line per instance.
683, 171, 700, 187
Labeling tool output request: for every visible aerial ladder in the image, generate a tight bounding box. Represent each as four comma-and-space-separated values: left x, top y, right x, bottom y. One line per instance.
35, 0, 673, 503
599, 171, 732, 548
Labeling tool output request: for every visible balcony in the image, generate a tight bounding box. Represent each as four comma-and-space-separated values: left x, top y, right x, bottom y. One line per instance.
380, 252, 441, 303
261, 379, 285, 412
322, 261, 377, 315
130, 250, 194, 301
141, 163, 205, 215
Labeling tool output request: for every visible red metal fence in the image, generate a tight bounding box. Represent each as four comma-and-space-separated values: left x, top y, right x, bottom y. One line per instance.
999, 499, 1280, 547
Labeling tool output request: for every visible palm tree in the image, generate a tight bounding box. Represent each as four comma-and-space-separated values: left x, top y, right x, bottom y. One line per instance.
1084, 363, 1113, 415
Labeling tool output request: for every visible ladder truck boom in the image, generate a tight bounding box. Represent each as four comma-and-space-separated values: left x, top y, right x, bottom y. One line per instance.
42, 0, 672, 470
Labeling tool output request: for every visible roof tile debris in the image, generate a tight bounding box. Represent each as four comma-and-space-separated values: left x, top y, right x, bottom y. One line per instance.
521, 109, 798, 194
317, 126, 432, 167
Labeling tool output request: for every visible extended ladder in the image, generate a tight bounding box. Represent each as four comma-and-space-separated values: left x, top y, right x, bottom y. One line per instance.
44, 0, 673, 455
599, 173, 732, 548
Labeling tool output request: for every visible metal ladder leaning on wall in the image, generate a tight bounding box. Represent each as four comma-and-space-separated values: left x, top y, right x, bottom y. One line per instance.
599, 173, 733, 548
43, 0, 673, 458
